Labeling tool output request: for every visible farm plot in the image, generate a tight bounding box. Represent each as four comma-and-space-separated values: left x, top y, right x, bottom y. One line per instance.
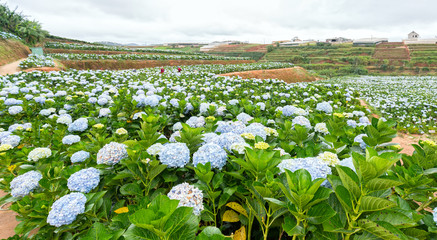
320, 76, 437, 133
0, 65, 436, 239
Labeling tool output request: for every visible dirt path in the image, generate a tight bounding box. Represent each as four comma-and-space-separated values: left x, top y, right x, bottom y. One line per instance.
0, 58, 26, 76
0, 190, 18, 239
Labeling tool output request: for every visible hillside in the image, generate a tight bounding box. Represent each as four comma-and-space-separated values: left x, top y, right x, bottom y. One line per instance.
0, 39, 30, 66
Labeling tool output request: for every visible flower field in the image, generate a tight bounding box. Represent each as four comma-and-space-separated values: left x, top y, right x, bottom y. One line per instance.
48, 53, 250, 61
44, 42, 205, 55
320, 76, 437, 134
1, 64, 437, 239
19, 54, 56, 69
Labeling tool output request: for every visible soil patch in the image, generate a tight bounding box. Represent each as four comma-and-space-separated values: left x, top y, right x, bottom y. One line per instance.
0, 190, 18, 239
0, 39, 31, 66
0, 58, 26, 76
219, 66, 317, 83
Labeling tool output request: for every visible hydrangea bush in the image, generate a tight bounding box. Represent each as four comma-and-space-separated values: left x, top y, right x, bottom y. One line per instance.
0, 63, 436, 239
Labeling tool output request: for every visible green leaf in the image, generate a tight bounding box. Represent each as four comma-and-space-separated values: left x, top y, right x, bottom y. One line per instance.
128, 209, 156, 230
122, 224, 159, 240
359, 196, 396, 212
168, 214, 199, 240
334, 185, 353, 213
149, 164, 167, 181
423, 168, 437, 175
358, 219, 405, 240
164, 206, 194, 235
365, 178, 402, 192
283, 215, 304, 237
197, 226, 230, 240
336, 165, 361, 199
120, 183, 142, 196
368, 210, 417, 228
307, 202, 336, 224
81, 222, 113, 240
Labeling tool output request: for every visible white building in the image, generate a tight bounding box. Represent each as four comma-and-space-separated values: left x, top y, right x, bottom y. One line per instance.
403, 31, 437, 44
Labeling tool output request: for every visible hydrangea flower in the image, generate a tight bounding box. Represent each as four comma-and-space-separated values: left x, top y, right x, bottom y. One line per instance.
28, 148, 52, 161
202, 132, 218, 145
254, 142, 270, 150
236, 113, 253, 124
347, 120, 357, 128
71, 151, 90, 163
215, 121, 246, 134
278, 157, 331, 185
115, 128, 128, 135
186, 116, 205, 128
316, 102, 333, 114
1, 135, 20, 147
169, 131, 181, 142
96, 142, 128, 165
282, 105, 298, 117
230, 142, 251, 154
68, 118, 88, 132
57, 114, 72, 125
193, 143, 227, 169
47, 192, 87, 227
354, 134, 368, 149
67, 168, 100, 193
147, 143, 164, 156
132, 111, 147, 120
99, 108, 111, 117
8, 106, 23, 115
317, 151, 340, 166
173, 122, 183, 131
167, 183, 204, 216
10, 170, 42, 197
158, 143, 190, 168
0, 144, 13, 151
62, 135, 81, 145
292, 116, 312, 129
314, 123, 329, 134
212, 132, 245, 151
244, 123, 267, 140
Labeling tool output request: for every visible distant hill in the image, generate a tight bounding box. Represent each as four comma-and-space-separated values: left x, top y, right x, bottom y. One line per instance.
95, 41, 123, 46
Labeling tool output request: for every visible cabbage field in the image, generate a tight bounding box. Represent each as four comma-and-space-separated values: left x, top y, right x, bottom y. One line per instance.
1, 64, 437, 239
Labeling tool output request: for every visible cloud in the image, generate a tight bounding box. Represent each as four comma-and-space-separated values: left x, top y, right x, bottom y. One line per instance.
4, 0, 437, 44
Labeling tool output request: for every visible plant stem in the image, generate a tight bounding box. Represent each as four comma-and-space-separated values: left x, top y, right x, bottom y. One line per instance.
416, 195, 437, 212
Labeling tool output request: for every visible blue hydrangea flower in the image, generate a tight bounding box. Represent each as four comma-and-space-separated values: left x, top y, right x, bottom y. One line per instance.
158, 143, 190, 168
96, 142, 128, 165
68, 118, 88, 132
244, 123, 267, 140
186, 116, 205, 128
292, 116, 312, 129
236, 113, 253, 124
282, 105, 298, 117
8, 106, 23, 115
10, 170, 42, 197
67, 167, 100, 193
168, 183, 204, 216
71, 150, 90, 163
354, 134, 368, 149
215, 121, 246, 134
347, 120, 357, 128
47, 192, 87, 227
62, 135, 81, 145
1, 135, 20, 147
212, 132, 245, 151
202, 132, 218, 145
316, 102, 333, 114
278, 157, 331, 185
193, 143, 227, 169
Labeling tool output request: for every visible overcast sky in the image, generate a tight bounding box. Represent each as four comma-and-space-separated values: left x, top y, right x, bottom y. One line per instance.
4, 0, 437, 45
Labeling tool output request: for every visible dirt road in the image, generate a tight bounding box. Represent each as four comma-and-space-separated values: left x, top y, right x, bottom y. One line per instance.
0, 58, 26, 76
